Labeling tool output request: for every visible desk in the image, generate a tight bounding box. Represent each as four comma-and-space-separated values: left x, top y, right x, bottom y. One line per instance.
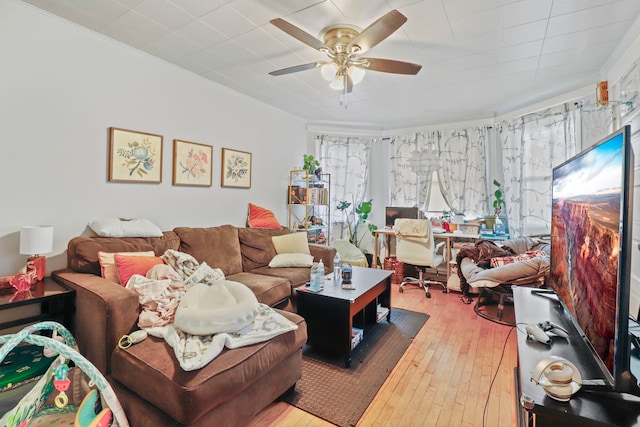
373, 229, 480, 279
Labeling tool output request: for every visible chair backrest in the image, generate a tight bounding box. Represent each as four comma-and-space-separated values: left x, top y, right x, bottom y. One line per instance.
394, 218, 438, 267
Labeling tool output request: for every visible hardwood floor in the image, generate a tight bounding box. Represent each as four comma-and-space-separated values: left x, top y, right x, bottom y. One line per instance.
248, 283, 519, 427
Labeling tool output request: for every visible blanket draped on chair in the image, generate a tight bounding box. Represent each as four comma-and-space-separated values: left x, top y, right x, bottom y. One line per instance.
126, 249, 298, 371
394, 219, 431, 243
456, 239, 515, 298
455, 237, 550, 300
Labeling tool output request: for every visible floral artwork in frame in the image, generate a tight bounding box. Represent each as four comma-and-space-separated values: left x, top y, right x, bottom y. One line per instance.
221, 148, 252, 188
172, 140, 213, 187
108, 127, 163, 183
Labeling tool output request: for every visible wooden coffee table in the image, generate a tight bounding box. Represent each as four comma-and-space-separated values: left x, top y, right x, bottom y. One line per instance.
296, 266, 392, 367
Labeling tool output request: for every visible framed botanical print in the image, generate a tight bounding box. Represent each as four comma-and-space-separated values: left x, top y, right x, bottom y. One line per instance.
172, 140, 213, 187
108, 127, 162, 183
221, 148, 252, 188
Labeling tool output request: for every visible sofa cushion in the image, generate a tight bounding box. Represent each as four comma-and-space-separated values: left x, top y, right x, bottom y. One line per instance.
272, 232, 310, 254
247, 203, 282, 228
111, 310, 306, 425
268, 253, 314, 268
68, 232, 181, 276
226, 272, 291, 307
249, 266, 311, 289
89, 218, 163, 238
98, 251, 155, 283
114, 254, 165, 287
174, 225, 243, 275
238, 227, 289, 271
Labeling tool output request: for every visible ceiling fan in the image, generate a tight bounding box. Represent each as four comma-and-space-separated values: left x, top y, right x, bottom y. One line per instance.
269, 10, 422, 95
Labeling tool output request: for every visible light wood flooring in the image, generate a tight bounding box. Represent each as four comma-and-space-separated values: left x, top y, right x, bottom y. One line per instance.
248, 283, 519, 427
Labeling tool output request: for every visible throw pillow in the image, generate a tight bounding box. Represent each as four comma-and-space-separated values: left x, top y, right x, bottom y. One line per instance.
89, 218, 163, 238
247, 203, 281, 229
98, 251, 155, 283
268, 253, 314, 268
489, 250, 548, 268
114, 254, 165, 286
271, 232, 310, 254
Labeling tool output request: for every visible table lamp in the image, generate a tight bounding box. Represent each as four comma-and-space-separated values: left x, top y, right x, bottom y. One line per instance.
20, 225, 54, 282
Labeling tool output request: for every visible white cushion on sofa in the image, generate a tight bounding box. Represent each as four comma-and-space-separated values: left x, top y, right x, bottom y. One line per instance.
268, 253, 314, 268
174, 280, 260, 335
271, 232, 310, 254
89, 218, 163, 238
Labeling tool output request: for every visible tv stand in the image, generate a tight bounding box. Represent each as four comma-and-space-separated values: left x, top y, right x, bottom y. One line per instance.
513, 287, 640, 426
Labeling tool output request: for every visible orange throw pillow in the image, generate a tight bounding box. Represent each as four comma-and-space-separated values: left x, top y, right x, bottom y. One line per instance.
247, 203, 281, 229
98, 251, 155, 283
114, 254, 164, 286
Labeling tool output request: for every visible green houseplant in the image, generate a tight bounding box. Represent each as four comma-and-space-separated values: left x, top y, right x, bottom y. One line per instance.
336, 198, 378, 251
484, 179, 505, 230
302, 154, 320, 174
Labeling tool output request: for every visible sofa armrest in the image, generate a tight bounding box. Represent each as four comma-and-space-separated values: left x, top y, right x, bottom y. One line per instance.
309, 244, 337, 273
52, 269, 140, 375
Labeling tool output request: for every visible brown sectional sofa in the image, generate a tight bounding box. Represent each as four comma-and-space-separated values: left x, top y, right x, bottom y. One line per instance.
53, 225, 336, 426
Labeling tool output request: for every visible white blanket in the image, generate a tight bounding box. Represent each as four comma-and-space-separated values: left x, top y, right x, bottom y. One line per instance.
126, 249, 298, 371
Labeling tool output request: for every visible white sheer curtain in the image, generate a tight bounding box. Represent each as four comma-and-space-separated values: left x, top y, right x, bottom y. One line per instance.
389, 128, 487, 218
499, 103, 580, 236
316, 135, 372, 240
389, 133, 437, 210
438, 127, 488, 218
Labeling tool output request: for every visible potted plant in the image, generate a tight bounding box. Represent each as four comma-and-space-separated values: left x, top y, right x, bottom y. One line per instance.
302, 154, 320, 174
442, 209, 464, 231
336, 198, 379, 265
484, 179, 505, 230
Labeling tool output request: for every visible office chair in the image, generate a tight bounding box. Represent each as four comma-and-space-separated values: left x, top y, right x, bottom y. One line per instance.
394, 218, 447, 298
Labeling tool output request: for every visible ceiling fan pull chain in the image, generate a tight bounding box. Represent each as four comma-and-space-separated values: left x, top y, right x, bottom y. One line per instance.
340, 74, 348, 108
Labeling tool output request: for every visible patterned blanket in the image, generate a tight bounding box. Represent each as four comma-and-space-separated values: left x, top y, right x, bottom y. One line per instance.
126, 250, 298, 371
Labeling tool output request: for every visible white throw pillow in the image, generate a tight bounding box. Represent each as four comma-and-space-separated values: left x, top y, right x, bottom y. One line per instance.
89, 218, 163, 238
268, 253, 314, 268
271, 232, 310, 254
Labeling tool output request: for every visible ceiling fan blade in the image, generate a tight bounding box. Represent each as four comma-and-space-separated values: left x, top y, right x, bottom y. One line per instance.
359, 58, 422, 75
347, 10, 407, 54
270, 18, 330, 52
269, 62, 322, 76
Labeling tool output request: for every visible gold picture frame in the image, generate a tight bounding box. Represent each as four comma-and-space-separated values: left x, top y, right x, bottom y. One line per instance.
221, 148, 252, 188
172, 140, 213, 187
108, 127, 163, 183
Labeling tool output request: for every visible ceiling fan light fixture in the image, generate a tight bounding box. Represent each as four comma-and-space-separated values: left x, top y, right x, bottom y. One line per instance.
348, 66, 365, 85
320, 62, 338, 81
329, 75, 344, 91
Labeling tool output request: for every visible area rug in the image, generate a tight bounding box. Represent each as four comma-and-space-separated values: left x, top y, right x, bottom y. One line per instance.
284, 308, 429, 427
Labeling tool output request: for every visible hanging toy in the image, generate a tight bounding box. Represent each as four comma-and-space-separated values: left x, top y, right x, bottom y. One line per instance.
53, 361, 71, 408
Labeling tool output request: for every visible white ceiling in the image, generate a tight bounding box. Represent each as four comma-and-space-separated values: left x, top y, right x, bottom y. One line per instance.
21, 0, 640, 130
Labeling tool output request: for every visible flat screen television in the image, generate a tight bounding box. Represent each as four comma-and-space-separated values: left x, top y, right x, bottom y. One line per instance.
385, 206, 419, 227
550, 124, 635, 392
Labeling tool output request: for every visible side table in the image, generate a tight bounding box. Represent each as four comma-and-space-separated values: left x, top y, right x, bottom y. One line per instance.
0, 277, 75, 332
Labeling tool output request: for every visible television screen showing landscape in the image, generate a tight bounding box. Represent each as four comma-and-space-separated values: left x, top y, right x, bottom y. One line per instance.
551, 133, 624, 374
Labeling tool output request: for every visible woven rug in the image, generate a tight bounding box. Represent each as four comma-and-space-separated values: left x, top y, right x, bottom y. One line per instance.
284, 308, 429, 427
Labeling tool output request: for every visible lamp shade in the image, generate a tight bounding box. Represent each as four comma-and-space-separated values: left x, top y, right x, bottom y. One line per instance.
20, 225, 54, 255
348, 66, 365, 84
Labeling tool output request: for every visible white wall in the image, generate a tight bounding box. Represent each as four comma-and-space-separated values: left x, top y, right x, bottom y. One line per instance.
0, 1, 306, 276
